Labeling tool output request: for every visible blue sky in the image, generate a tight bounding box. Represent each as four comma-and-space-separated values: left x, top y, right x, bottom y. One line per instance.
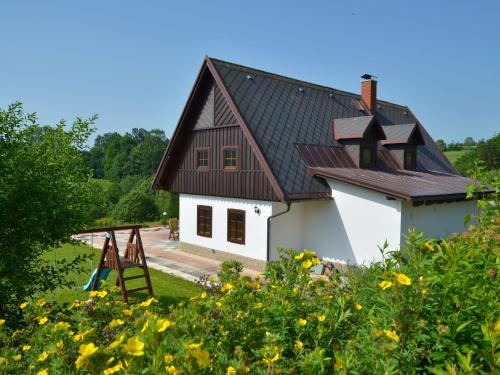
1, 0, 498, 144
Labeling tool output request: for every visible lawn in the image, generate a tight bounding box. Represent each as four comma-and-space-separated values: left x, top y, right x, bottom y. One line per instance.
444, 149, 470, 163
41, 242, 201, 308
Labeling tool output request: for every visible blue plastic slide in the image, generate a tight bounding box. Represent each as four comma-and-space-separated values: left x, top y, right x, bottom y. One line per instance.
83, 268, 112, 291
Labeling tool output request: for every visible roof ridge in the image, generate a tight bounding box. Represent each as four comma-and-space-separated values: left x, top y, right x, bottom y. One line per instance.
208, 56, 410, 110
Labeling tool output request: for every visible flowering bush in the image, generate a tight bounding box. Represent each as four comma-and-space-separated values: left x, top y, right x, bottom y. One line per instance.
1, 173, 498, 373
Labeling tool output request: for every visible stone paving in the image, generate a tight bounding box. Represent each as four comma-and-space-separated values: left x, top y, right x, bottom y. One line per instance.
75, 227, 260, 283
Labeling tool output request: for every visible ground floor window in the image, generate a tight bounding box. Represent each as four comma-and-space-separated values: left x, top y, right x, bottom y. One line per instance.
197, 205, 212, 237
227, 209, 245, 244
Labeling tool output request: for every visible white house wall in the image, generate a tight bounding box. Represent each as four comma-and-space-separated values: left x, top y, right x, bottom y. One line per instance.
179, 194, 272, 261
400, 199, 477, 241
325, 181, 402, 264
269, 181, 402, 265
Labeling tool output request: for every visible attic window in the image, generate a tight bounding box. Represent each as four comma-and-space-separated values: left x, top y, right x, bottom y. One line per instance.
404, 147, 417, 170
196, 148, 210, 170
223, 147, 238, 170
360, 145, 376, 168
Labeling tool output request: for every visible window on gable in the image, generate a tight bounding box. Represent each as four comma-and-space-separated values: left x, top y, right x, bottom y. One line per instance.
404, 147, 417, 170
223, 147, 238, 170
227, 209, 245, 244
196, 148, 209, 170
360, 145, 376, 168
197, 205, 212, 237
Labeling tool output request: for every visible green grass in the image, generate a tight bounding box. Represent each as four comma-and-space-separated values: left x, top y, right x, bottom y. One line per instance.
444, 150, 469, 163
41, 243, 200, 308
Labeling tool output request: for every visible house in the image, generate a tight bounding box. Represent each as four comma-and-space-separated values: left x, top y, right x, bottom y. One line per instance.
152, 56, 482, 270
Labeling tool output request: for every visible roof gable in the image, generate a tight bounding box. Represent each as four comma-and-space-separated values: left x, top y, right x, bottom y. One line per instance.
333, 115, 386, 141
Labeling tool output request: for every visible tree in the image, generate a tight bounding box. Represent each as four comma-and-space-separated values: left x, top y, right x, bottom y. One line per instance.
454, 134, 500, 176
111, 190, 158, 223
0, 103, 96, 323
435, 139, 446, 151
463, 136, 476, 147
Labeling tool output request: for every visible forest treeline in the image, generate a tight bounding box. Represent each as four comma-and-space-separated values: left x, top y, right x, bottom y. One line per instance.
82, 128, 178, 224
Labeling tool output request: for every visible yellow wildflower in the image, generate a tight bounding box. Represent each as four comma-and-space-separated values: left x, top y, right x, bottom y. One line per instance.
200, 291, 207, 299
186, 342, 202, 350
302, 260, 313, 269
22, 344, 31, 351
164, 354, 174, 364
35, 369, 48, 375
36, 299, 46, 307
97, 290, 108, 298
384, 329, 400, 342
103, 362, 123, 375
38, 316, 48, 325
79, 343, 98, 357
20, 302, 28, 309
227, 366, 237, 375
394, 273, 412, 286
354, 303, 363, 310
108, 334, 126, 350
122, 336, 144, 356
494, 319, 500, 332
0, 319, 5, 326
253, 302, 264, 309
38, 351, 49, 362
424, 241, 434, 251
317, 314, 326, 322
53, 321, 71, 331
378, 280, 393, 290
122, 308, 133, 316
294, 340, 304, 351
294, 253, 304, 260
69, 301, 81, 309
193, 349, 211, 366
141, 321, 149, 333
13, 354, 22, 361
216, 301, 222, 308
157, 319, 173, 332
422, 289, 428, 296
263, 353, 280, 365
298, 318, 307, 326
56, 340, 64, 349
312, 257, 321, 265
222, 283, 234, 292
140, 297, 157, 307
108, 319, 124, 329
73, 329, 93, 342
107, 356, 115, 364
304, 249, 316, 255
166, 366, 178, 375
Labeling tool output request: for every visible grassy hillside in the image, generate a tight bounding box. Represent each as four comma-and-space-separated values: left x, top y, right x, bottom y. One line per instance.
444, 149, 469, 163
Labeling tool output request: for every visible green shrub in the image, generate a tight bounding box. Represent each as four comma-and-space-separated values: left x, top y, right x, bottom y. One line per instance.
111, 190, 158, 223
1, 215, 498, 374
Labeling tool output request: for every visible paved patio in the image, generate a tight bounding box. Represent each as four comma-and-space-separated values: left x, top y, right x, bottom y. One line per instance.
75, 227, 260, 282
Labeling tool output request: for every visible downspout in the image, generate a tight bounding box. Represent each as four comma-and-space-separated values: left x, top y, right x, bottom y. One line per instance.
266, 201, 291, 262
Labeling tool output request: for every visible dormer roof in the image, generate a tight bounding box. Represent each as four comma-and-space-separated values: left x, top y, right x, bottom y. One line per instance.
380, 123, 425, 145
333, 116, 386, 141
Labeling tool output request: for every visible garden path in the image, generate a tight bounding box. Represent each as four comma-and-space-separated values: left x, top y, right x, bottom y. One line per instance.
75, 227, 260, 283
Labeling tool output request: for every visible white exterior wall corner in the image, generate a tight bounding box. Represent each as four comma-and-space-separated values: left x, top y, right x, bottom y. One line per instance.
326, 180, 402, 264
179, 194, 272, 261
400, 199, 477, 241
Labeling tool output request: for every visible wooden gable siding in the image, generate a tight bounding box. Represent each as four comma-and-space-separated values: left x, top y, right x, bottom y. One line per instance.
193, 79, 238, 130
167, 126, 279, 200
164, 73, 279, 201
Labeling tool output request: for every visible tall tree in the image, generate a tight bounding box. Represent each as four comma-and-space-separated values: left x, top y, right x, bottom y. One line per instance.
0, 103, 96, 323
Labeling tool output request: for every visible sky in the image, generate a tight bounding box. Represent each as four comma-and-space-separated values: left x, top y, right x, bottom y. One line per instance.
1, 0, 499, 145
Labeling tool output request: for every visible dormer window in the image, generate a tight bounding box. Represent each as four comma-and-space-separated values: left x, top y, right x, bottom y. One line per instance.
360, 145, 376, 168
404, 146, 417, 170
380, 124, 424, 170
333, 115, 386, 168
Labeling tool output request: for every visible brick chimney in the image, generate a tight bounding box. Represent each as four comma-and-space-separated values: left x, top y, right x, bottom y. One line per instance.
361, 75, 377, 112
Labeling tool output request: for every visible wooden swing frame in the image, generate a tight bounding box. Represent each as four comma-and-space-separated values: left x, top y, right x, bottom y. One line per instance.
77, 224, 154, 303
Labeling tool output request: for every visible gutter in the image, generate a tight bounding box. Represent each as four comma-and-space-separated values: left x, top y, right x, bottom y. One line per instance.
266, 201, 291, 262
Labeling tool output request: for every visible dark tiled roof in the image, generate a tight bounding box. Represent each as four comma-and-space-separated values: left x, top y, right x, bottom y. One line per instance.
210, 58, 457, 199
295, 144, 356, 168
309, 167, 479, 201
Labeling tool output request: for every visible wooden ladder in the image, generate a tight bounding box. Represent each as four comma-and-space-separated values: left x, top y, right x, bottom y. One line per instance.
91, 226, 154, 303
